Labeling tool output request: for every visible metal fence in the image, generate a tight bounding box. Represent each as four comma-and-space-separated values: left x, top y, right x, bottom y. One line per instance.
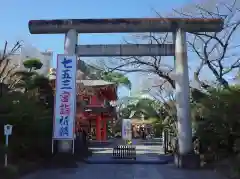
112, 145, 136, 159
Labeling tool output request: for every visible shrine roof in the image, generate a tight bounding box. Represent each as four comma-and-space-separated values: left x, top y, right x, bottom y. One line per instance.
76, 80, 117, 100
77, 80, 116, 87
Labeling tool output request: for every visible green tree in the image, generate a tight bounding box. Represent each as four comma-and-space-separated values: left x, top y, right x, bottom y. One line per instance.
193, 86, 240, 155
0, 58, 53, 161
23, 58, 43, 72
101, 71, 131, 89
32, 75, 54, 108
14, 58, 43, 92
12, 58, 54, 108
0, 91, 52, 161
118, 97, 162, 120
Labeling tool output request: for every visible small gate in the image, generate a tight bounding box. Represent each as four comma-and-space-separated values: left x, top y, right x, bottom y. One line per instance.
112, 145, 136, 159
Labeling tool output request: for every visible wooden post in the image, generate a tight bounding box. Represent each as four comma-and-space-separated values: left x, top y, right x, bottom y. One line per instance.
96, 115, 101, 141
102, 117, 107, 141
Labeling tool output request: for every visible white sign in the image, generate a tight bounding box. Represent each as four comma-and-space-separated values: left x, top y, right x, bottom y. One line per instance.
53, 55, 77, 140
4, 124, 12, 136
77, 44, 175, 57
4, 124, 12, 167
122, 119, 132, 140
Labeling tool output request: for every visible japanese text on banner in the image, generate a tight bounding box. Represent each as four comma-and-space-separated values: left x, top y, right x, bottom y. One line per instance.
59, 57, 73, 137
53, 55, 77, 140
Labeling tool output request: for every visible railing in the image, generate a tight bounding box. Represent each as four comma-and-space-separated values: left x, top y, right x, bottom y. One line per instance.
112, 145, 136, 159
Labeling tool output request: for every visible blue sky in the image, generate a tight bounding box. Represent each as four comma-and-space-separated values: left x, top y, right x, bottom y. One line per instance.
1, 0, 194, 97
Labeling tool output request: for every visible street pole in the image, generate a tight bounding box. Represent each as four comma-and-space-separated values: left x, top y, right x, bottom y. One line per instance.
4, 135, 8, 167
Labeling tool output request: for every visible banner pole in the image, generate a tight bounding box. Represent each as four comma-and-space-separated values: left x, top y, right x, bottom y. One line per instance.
51, 139, 54, 154
72, 139, 75, 154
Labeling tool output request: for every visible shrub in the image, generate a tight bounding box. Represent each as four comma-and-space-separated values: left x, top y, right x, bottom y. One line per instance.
0, 164, 19, 179
0, 92, 53, 161
193, 86, 240, 161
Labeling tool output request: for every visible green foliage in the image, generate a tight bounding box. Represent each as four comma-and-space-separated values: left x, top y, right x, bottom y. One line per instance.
156, 99, 177, 137
153, 123, 164, 137
32, 75, 54, 108
120, 97, 161, 119
13, 71, 38, 91
101, 72, 131, 89
1, 164, 19, 179
160, 85, 240, 161
23, 58, 43, 71
13, 66, 54, 108
0, 92, 53, 161
120, 104, 135, 118
192, 85, 240, 159
134, 98, 159, 118
0, 58, 53, 163
149, 117, 164, 137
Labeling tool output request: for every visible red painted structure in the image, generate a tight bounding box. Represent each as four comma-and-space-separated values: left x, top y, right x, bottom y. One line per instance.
49, 70, 117, 141
76, 81, 117, 141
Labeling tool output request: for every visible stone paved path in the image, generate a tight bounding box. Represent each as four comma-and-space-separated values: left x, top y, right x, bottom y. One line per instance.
21, 163, 227, 179
20, 139, 227, 179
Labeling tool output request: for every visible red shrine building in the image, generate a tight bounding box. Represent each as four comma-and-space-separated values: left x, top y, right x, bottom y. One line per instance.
49, 68, 117, 141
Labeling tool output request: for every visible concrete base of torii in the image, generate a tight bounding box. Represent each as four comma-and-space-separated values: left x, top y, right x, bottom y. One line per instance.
174, 153, 201, 169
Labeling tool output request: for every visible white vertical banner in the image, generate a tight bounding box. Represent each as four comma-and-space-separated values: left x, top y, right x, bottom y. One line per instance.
122, 119, 132, 140
53, 54, 77, 140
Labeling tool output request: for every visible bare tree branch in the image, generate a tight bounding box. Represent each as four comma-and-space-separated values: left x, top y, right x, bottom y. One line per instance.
0, 41, 22, 85
176, 0, 240, 89
102, 32, 176, 89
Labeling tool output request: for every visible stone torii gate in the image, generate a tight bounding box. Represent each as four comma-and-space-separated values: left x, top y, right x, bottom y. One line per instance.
28, 18, 223, 167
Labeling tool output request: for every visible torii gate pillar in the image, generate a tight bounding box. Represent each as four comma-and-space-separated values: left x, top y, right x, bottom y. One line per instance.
58, 29, 78, 153
175, 28, 192, 155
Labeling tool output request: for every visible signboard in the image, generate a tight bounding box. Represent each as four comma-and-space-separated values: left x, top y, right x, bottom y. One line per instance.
53, 55, 77, 140
77, 44, 175, 57
4, 124, 12, 136
122, 119, 132, 140
3, 124, 12, 167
